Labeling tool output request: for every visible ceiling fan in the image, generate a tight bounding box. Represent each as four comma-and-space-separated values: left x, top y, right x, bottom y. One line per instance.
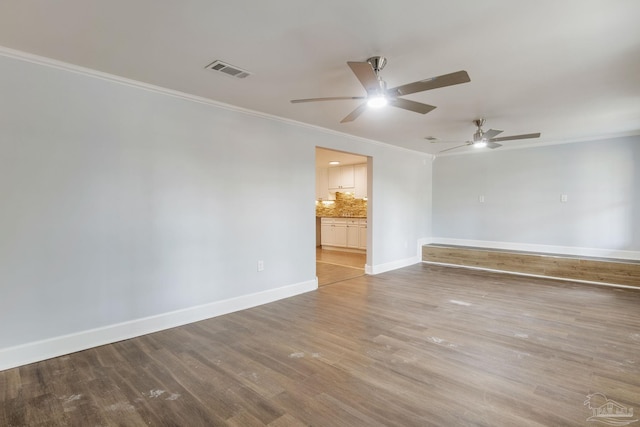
433, 119, 541, 153
291, 56, 470, 123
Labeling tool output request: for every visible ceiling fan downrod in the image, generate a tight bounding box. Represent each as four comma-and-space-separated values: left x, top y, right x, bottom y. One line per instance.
366, 56, 387, 75
365, 56, 388, 104
473, 119, 485, 142
472, 119, 489, 146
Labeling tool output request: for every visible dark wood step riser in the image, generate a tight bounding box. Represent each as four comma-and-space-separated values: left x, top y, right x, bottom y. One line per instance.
423, 245, 640, 288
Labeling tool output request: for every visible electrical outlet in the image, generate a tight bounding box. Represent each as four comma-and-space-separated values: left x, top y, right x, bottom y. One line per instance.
561, 194, 568, 203
257, 260, 264, 272
479, 195, 485, 203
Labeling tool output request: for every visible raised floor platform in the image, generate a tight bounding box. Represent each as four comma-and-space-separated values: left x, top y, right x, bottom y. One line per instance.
422, 244, 640, 288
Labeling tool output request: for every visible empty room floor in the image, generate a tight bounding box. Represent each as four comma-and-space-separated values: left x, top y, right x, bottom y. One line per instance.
316, 248, 366, 286
2, 264, 639, 426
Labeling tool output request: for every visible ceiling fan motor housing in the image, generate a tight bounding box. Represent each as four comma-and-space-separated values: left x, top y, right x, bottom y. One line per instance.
473, 119, 486, 142
366, 56, 387, 74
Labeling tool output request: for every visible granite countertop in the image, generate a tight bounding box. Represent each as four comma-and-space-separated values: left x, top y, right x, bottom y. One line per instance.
317, 216, 367, 218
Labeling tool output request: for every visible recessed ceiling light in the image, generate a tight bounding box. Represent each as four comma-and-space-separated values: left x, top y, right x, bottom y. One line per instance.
329, 161, 340, 165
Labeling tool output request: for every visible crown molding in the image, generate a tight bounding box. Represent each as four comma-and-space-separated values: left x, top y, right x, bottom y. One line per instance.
0, 45, 431, 160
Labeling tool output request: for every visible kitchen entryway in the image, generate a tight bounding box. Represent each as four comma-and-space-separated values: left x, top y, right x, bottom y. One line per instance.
315, 147, 369, 286
316, 248, 366, 286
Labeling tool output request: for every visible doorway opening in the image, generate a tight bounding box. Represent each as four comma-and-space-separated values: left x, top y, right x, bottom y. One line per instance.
315, 147, 370, 286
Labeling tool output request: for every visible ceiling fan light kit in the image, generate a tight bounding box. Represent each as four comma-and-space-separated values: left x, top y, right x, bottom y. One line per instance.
291, 56, 470, 123
434, 118, 541, 153
367, 95, 388, 108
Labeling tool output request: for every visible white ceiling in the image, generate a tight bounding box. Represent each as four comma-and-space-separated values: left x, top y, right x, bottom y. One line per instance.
316, 148, 366, 168
1, 0, 639, 155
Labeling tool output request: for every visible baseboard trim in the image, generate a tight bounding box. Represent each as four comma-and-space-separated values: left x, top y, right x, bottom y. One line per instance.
366, 255, 421, 275
0, 279, 317, 372
320, 245, 366, 254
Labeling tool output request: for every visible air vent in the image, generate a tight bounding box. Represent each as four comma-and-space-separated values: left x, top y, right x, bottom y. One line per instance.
205, 60, 251, 79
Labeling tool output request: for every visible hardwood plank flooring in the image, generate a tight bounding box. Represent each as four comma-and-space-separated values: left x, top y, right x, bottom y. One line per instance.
2, 264, 640, 426
316, 249, 365, 286
316, 248, 366, 269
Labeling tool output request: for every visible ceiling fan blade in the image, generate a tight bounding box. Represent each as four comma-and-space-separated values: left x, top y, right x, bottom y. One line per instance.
347, 61, 380, 93
486, 141, 502, 149
387, 70, 471, 97
482, 129, 503, 139
490, 132, 541, 142
389, 98, 436, 114
439, 143, 471, 153
291, 96, 366, 103
340, 103, 368, 123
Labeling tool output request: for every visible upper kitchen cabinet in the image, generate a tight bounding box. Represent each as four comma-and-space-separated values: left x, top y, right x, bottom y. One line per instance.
354, 163, 367, 199
317, 163, 367, 200
316, 147, 368, 200
316, 167, 328, 200
328, 165, 355, 190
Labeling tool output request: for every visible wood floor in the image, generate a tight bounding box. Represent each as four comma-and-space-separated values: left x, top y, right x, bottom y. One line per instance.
316, 249, 365, 286
2, 263, 640, 426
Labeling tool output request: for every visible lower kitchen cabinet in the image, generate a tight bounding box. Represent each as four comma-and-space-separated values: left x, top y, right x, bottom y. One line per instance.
358, 219, 367, 250
321, 218, 345, 247
320, 217, 366, 251
346, 219, 360, 249
333, 220, 347, 247
320, 219, 333, 246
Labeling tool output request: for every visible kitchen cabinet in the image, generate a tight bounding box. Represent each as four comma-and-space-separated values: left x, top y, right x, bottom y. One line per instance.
358, 219, 367, 249
320, 218, 333, 245
354, 163, 367, 199
346, 219, 360, 248
316, 167, 328, 200
318, 163, 367, 200
321, 217, 366, 251
334, 220, 347, 247
320, 218, 347, 247
328, 165, 355, 190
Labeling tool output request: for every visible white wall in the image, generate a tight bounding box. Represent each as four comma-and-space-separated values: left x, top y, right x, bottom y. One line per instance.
369, 151, 432, 272
0, 50, 433, 369
432, 136, 640, 259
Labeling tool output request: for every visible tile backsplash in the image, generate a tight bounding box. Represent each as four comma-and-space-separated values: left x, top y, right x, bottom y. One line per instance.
315, 192, 367, 217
